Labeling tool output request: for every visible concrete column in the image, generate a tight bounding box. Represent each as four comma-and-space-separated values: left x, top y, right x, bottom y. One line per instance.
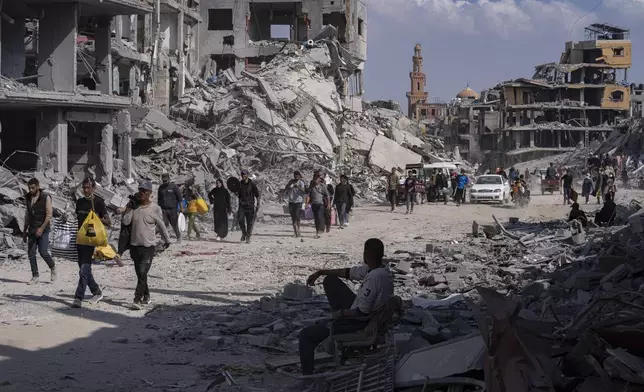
37, 4, 78, 91
557, 131, 561, 147
144, 14, 152, 49
177, 4, 186, 99
116, 110, 132, 179
153, 65, 170, 114
99, 124, 114, 185
95, 17, 113, 94
114, 16, 123, 43
36, 109, 68, 173
112, 64, 120, 95
515, 132, 520, 150
1, 18, 27, 78
129, 64, 141, 105
130, 15, 138, 44
530, 130, 535, 147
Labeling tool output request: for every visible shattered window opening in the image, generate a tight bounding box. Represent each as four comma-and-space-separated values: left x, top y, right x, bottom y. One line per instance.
270, 24, 291, 40
208, 9, 233, 31
358, 18, 364, 36
610, 90, 624, 102
613, 47, 624, 57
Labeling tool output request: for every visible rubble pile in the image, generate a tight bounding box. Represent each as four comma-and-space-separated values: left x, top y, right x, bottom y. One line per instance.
597, 118, 644, 186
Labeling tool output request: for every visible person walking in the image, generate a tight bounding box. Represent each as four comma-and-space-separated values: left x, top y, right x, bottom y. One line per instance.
284, 171, 307, 237
308, 176, 329, 239
404, 171, 417, 214
184, 183, 201, 240
24, 178, 56, 284
582, 174, 593, 204
345, 179, 356, 226
561, 169, 573, 205
122, 181, 171, 309
157, 173, 183, 243
334, 175, 351, 228
236, 169, 260, 244
321, 172, 334, 233
208, 179, 231, 241
454, 169, 468, 207
72, 178, 110, 308
387, 167, 399, 212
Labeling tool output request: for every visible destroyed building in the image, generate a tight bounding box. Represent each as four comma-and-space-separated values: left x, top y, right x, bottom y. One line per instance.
406, 44, 447, 123
0, 0, 201, 183
479, 23, 633, 167
198, 0, 367, 100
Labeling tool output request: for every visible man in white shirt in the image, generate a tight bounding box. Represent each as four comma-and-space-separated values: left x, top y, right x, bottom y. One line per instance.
299, 238, 393, 375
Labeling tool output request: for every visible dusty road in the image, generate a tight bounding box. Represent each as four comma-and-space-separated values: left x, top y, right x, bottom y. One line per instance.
0, 191, 633, 391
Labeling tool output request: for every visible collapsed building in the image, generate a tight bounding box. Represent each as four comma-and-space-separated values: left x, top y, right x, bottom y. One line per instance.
441, 23, 637, 168
198, 0, 367, 102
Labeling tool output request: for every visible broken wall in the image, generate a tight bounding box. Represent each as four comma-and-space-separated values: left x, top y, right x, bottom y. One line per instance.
1, 18, 27, 78
601, 85, 630, 110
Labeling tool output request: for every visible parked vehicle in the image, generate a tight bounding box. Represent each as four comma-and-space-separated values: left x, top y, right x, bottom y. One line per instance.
469, 175, 511, 204
539, 169, 561, 195
396, 162, 462, 204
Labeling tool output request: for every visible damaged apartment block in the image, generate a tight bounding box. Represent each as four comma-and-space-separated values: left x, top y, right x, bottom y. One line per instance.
0, 0, 200, 183
480, 23, 633, 167
199, 0, 366, 101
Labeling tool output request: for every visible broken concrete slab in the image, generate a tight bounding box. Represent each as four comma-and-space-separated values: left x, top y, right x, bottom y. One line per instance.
368, 135, 422, 172
345, 123, 376, 153
312, 105, 340, 148
302, 113, 334, 155
282, 282, 313, 301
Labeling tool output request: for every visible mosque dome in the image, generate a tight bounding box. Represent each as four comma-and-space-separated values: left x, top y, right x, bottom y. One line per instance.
456, 86, 480, 99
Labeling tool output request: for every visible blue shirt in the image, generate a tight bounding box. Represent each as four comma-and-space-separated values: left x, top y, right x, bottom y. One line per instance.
456, 174, 468, 189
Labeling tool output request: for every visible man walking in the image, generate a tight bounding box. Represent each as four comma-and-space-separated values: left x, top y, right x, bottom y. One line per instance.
387, 167, 399, 212
321, 171, 334, 233
73, 178, 110, 308
561, 169, 573, 205
284, 171, 306, 237
454, 169, 468, 207
236, 169, 260, 244
24, 178, 56, 284
122, 181, 171, 309
308, 176, 329, 239
404, 171, 417, 214
334, 175, 351, 228
157, 173, 183, 243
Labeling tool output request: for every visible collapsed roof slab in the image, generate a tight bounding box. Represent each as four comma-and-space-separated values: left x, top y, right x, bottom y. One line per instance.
0, 89, 132, 110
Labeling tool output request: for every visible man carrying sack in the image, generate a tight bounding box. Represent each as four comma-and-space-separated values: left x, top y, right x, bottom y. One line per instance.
73, 178, 110, 308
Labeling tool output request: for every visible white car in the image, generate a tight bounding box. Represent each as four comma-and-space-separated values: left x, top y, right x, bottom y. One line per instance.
469, 175, 511, 203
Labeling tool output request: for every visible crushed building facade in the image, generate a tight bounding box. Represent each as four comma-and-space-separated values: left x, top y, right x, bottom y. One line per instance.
0, 0, 200, 184
478, 23, 633, 167
198, 0, 367, 100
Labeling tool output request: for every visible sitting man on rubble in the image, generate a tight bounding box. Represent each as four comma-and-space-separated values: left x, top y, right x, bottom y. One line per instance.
568, 203, 588, 228
595, 193, 617, 227
299, 238, 394, 375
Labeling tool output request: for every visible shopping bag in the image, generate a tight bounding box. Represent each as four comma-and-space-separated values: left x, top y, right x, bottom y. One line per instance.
196, 198, 209, 214
304, 205, 314, 220
330, 207, 337, 226
178, 213, 187, 232
76, 210, 108, 247
94, 245, 116, 260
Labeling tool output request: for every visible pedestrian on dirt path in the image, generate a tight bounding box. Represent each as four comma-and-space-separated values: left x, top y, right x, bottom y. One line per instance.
184, 183, 201, 240
334, 175, 351, 228
454, 169, 468, 207
299, 238, 394, 375
122, 181, 171, 309
561, 169, 573, 205
236, 169, 260, 244
308, 176, 329, 239
208, 179, 231, 241
284, 171, 306, 238
404, 171, 417, 214
387, 167, 399, 212
582, 174, 593, 204
24, 177, 57, 285
345, 178, 356, 226
157, 173, 183, 244
320, 171, 334, 233
72, 177, 110, 308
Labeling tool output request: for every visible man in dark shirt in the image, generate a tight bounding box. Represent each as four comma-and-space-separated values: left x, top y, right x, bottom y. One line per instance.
595, 193, 617, 226
236, 169, 260, 244
561, 170, 573, 205
546, 163, 557, 180
157, 173, 183, 243
334, 175, 351, 228
24, 178, 56, 284
404, 171, 417, 214
73, 178, 110, 308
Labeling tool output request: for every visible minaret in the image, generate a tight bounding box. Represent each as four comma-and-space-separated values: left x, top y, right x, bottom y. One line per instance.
406, 44, 428, 118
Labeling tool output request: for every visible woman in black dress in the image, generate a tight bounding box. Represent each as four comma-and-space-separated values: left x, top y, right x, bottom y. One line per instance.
208, 179, 231, 241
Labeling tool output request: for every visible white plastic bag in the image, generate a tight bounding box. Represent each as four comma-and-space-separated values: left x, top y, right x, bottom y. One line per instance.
178, 213, 187, 232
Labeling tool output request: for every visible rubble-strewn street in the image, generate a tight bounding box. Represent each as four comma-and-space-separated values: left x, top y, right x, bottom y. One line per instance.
1, 190, 643, 392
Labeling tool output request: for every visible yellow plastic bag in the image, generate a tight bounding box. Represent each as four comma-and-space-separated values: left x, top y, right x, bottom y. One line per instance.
94, 245, 116, 260
76, 210, 108, 247
196, 198, 209, 214
187, 200, 198, 213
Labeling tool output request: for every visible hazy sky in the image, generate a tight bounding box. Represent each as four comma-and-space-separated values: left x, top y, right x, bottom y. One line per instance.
363, 0, 644, 108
